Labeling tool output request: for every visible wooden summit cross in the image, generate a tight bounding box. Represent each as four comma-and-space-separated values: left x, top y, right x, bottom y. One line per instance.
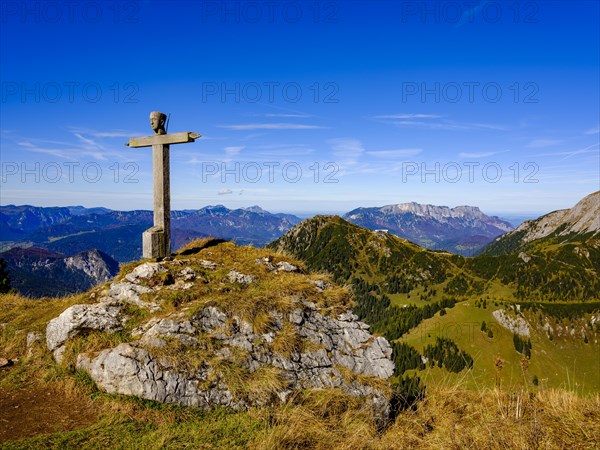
126, 111, 201, 259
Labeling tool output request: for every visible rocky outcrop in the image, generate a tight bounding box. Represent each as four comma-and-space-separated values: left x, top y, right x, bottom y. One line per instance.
485, 191, 600, 255
492, 309, 530, 337
46, 303, 124, 361
75, 304, 393, 415
46, 248, 395, 423
3, 247, 119, 298
511, 191, 600, 242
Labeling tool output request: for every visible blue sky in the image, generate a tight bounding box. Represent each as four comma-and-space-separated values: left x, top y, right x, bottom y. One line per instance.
1, 0, 598, 216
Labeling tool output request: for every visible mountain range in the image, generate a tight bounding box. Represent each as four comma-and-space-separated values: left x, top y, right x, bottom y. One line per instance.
344, 202, 514, 256
1, 202, 516, 261
271, 191, 600, 304
0, 204, 302, 262
3, 194, 597, 298
1, 192, 598, 392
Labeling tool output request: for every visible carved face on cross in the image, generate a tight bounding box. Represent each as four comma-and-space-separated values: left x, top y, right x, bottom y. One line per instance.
149, 111, 167, 135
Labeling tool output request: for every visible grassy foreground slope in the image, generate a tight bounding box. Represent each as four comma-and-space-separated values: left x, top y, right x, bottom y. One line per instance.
1, 240, 598, 448
1, 292, 598, 449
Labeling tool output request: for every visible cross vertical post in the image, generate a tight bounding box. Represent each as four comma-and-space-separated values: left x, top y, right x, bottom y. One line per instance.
152, 142, 170, 257
126, 112, 200, 259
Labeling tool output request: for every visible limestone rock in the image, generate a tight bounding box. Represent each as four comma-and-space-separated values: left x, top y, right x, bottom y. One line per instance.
518, 252, 531, 263
46, 303, 123, 353
107, 282, 158, 311
141, 318, 198, 347
68, 302, 394, 420
255, 256, 276, 271
493, 309, 530, 336
27, 332, 42, 348
255, 258, 298, 273
77, 343, 241, 409
194, 306, 228, 333
125, 262, 166, 284
276, 261, 298, 272
310, 279, 330, 291
228, 270, 257, 284
178, 267, 196, 280
199, 260, 217, 270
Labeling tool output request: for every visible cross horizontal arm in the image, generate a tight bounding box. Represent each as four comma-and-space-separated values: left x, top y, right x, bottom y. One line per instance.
125, 132, 201, 148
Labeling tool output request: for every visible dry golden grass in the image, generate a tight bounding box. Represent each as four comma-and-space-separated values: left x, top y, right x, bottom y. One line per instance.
382, 386, 599, 450
0, 292, 89, 351
174, 237, 227, 255
209, 353, 288, 405
247, 385, 600, 450
272, 322, 301, 357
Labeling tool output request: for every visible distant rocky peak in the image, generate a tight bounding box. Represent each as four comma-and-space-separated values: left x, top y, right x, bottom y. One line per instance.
342, 201, 513, 255
383, 202, 484, 219
243, 205, 267, 214
64, 249, 119, 282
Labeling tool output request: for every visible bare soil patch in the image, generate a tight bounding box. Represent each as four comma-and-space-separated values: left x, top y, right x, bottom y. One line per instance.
0, 381, 100, 443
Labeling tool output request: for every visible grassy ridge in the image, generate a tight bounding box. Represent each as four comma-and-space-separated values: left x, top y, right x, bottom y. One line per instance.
270, 216, 600, 303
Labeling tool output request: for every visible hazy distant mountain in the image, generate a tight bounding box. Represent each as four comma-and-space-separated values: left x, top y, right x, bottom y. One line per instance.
0, 205, 73, 241
483, 191, 600, 256
3, 247, 119, 298
67, 206, 111, 216
172, 205, 301, 247
343, 202, 514, 256
0, 204, 301, 262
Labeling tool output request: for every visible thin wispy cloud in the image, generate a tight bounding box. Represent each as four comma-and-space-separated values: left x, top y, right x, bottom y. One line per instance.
262, 113, 314, 118
372, 114, 442, 120
373, 114, 506, 131
328, 138, 364, 157
217, 189, 233, 195
225, 146, 244, 156
366, 149, 423, 158
559, 143, 599, 160
13, 128, 139, 162
327, 138, 364, 169
256, 144, 316, 157
91, 131, 138, 138
392, 120, 506, 131
18, 141, 71, 159
533, 143, 600, 160
74, 133, 103, 149
526, 139, 563, 148
15, 137, 73, 146
584, 126, 599, 135
217, 123, 326, 131
458, 150, 507, 158
67, 127, 141, 138
185, 156, 207, 165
